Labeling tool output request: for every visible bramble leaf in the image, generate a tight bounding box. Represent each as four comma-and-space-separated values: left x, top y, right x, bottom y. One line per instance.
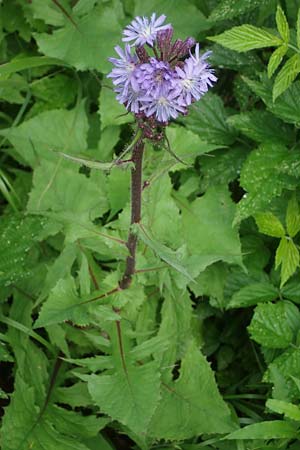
275, 237, 299, 287
209, 25, 282, 52
255, 212, 285, 238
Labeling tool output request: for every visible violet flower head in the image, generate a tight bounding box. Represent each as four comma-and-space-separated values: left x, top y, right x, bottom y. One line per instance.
123, 13, 171, 47
108, 14, 217, 126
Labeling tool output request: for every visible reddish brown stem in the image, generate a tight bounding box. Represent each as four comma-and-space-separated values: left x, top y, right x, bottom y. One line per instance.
119, 139, 144, 289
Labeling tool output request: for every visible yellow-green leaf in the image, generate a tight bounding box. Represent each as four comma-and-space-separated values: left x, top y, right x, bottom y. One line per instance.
273, 54, 300, 100
275, 237, 299, 287
286, 195, 300, 238
255, 212, 285, 238
267, 45, 288, 78
276, 5, 290, 43
208, 25, 282, 53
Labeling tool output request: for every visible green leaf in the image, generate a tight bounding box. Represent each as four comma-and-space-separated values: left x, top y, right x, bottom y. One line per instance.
136, 224, 194, 282
34, 276, 91, 327
99, 87, 133, 129
0, 214, 45, 288
264, 348, 300, 399
273, 54, 300, 100
228, 282, 278, 309
209, 25, 282, 52
255, 212, 285, 237
29, 0, 65, 26
227, 110, 293, 145
209, 0, 268, 23
236, 143, 298, 222
225, 420, 297, 440
282, 276, 300, 303
267, 45, 288, 78
83, 322, 161, 435
180, 93, 237, 145
276, 5, 290, 43
0, 102, 89, 168
134, 0, 210, 38
181, 185, 242, 267
244, 76, 300, 124
1, 375, 101, 450
248, 301, 296, 348
148, 340, 236, 440
266, 399, 300, 421
165, 126, 224, 163
286, 195, 300, 237
34, 5, 122, 72
0, 56, 64, 76
276, 237, 299, 287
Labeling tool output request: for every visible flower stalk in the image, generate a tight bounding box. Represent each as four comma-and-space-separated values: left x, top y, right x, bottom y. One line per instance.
119, 138, 144, 290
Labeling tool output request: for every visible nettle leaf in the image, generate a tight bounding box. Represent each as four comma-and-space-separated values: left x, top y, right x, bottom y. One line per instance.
267, 399, 300, 421
181, 185, 243, 267
276, 5, 290, 43
268, 45, 288, 78
82, 321, 161, 436
225, 420, 298, 440
227, 110, 293, 145
148, 340, 236, 440
273, 54, 300, 100
209, 0, 268, 22
244, 76, 300, 124
0, 214, 45, 288
236, 143, 298, 222
275, 236, 300, 287
286, 195, 300, 238
179, 92, 237, 145
255, 212, 285, 238
34, 5, 122, 72
264, 348, 300, 399
228, 282, 278, 309
248, 301, 299, 348
209, 25, 282, 52
199, 147, 247, 192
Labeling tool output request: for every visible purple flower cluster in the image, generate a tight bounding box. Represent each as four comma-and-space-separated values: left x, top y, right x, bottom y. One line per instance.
108, 13, 216, 124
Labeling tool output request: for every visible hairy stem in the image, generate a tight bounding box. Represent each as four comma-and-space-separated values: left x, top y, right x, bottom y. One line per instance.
119, 139, 144, 289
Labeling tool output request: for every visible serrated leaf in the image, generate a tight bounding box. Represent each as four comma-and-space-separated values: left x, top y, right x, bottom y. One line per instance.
82, 322, 161, 435
244, 76, 300, 124
267, 45, 288, 78
286, 195, 300, 237
227, 110, 293, 145
136, 224, 194, 282
209, 0, 267, 23
273, 54, 300, 100
0, 214, 45, 288
148, 340, 236, 440
182, 185, 243, 267
0, 56, 65, 77
266, 399, 300, 421
264, 348, 300, 399
34, 5, 122, 72
209, 25, 282, 52
276, 237, 299, 286
236, 143, 298, 222
255, 212, 285, 237
276, 5, 290, 42
179, 92, 237, 145
1, 375, 102, 450
225, 420, 297, 440
248, 301, 295, 348
228, 282, 278, 308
